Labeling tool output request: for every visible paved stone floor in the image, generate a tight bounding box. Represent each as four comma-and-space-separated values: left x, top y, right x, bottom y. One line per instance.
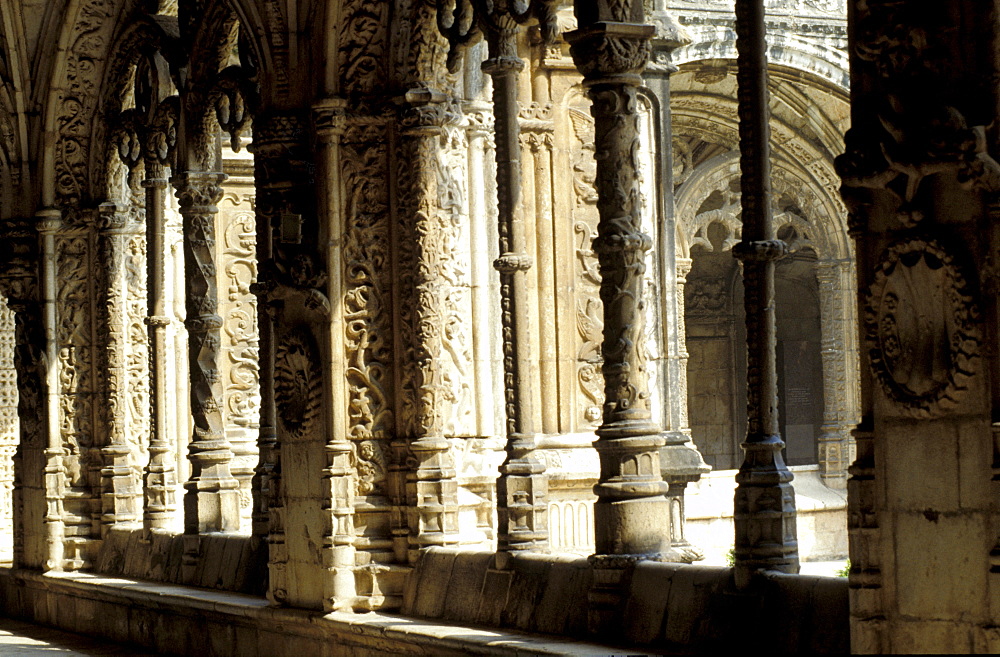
0, 617, 156, 656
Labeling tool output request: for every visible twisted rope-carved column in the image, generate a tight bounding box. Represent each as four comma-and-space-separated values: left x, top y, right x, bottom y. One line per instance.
172, 171, 240, 534
731, 0, 798, 587
142, 161, 178, 531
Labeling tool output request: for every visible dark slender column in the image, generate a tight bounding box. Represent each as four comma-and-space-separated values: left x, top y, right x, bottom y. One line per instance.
731, 0, 798, 588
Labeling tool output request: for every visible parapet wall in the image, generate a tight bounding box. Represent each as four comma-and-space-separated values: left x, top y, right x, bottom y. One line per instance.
403, 547, 850, 654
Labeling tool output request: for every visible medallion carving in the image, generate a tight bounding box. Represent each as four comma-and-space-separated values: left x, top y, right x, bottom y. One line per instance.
274, 328, 322, 439
864, 237, 980, 417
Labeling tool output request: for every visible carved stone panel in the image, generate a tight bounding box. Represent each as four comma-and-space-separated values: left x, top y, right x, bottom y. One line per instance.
864, 237, 980, 418
0, 299, 17, 560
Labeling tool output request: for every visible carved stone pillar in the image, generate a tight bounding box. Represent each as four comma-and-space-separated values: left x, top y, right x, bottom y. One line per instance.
172, 171, 240, 534
0, 299, 17, 561
815, 258, 854, 489
38, 211, 68, 571
0, 216, 48, 568
436, 0, 555, 557
646, 29, 710, 558
567, 0, 682, 634
567, 3, 670, 556
96, 202, 144, 534
836, 3, 1000, 650
143, 163, 178, 532
730, 0, 799, 587
394, 97, 462, 562
252, 111, 346, 610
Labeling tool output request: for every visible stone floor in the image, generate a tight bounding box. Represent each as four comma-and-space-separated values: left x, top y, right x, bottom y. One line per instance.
0, 617, 156, 656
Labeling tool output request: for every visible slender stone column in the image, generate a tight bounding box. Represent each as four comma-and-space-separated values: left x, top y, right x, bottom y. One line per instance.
646, 34, 710, 558
96, 202, 143, 533
38, 211, 67, 571
437, 0, 556, 556
0, 216, 49, 568
143, 162, 178, 531
815, 259, 854, 489
731, 0, 798, 587
482, 17, 548, 555
313, 100, 359, 611
172, 171, 240, 534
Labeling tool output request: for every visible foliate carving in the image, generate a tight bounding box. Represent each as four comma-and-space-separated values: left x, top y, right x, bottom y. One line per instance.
0, 300, 18, 546
56, 0, 116, 204
339, 0, 389, 96
395, 104, 473, 438
255, 248, 331, 318
341, 121, 394, 442
222, 207, 260, 429
352, 439, 388, 496
274, 328, 322, 439
864, 237, 980, 417
684, 277, 727, 315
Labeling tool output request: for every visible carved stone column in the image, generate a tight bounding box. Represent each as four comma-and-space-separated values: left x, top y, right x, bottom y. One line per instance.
96, 202, 144, 533
0, 216, 49, 569
437, 0, 556, 557
482, 17, 549, 556
0, 299, 17, 561
394, 97, 462, 562
646, 25, 711, 558
815, 258, 854, 489
836, 3, 1000, 650
172, 171, 240, 534
567, 2, 670, 555
252, 111, 346, 611
730, 0, 799, 587
567, 0, 683, 634
38, 211, 68, 571
143, 162, 178, 532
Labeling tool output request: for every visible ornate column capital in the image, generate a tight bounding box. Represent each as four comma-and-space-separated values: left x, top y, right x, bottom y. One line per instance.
313, 97, 348, 141
566, 21, 655, 84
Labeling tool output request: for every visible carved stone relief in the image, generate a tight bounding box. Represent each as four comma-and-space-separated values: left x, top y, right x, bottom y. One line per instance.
0, 298, 17, 560
864, 237, 980, 418
273, 328, 322, 440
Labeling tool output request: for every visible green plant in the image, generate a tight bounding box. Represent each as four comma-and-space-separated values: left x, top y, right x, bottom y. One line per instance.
726, 547, 735, 567
836, 559, 851, 577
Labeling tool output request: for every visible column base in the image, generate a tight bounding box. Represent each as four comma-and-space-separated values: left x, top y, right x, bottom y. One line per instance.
594, 495, 672, 556
183, 487, 240, 534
